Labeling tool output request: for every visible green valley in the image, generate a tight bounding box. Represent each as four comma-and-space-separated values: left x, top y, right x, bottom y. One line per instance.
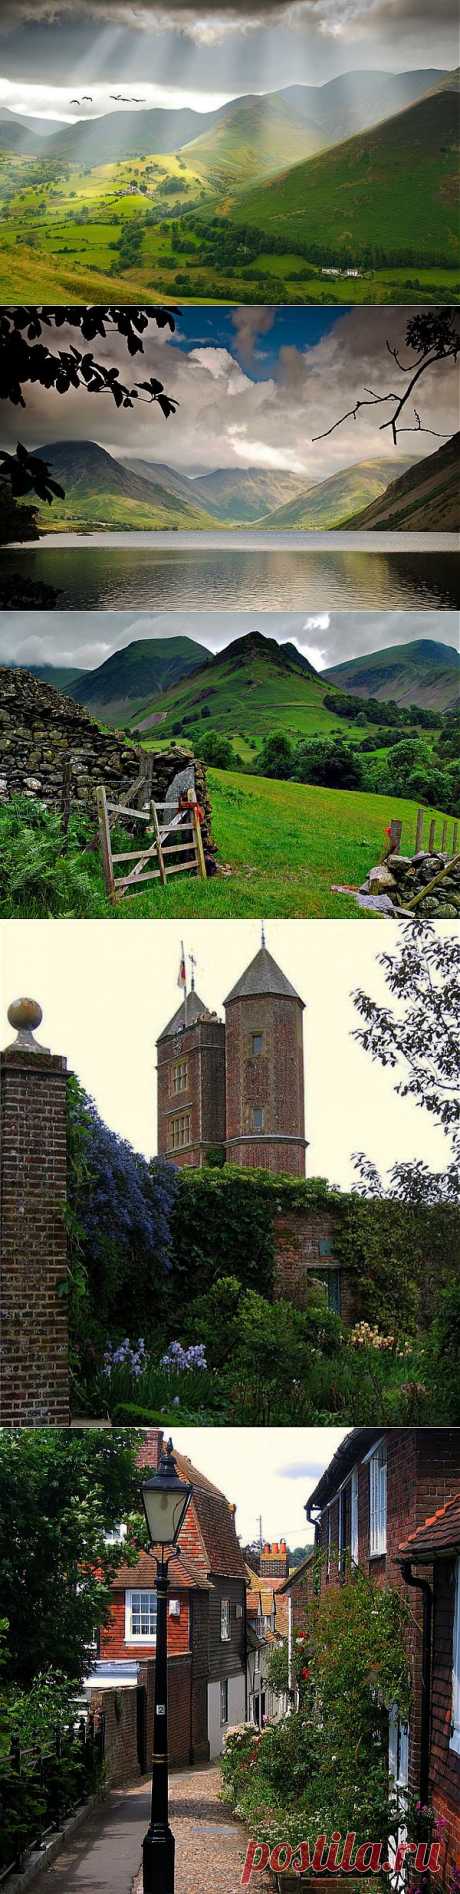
0, 68, 458, 302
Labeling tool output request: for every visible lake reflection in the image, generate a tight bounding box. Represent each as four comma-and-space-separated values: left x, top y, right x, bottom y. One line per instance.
1, 535, 459, 610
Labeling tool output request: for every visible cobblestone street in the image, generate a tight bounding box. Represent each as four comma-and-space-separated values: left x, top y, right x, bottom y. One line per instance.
29, 1764, 268, 1894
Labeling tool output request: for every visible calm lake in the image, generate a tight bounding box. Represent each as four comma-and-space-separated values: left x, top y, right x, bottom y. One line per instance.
2, 530, 459, 610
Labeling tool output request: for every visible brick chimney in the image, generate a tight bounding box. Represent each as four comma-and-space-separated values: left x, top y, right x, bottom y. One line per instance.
0, 998, 69, 1425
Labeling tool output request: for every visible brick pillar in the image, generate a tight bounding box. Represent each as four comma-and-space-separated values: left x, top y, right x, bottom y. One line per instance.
0, 998, 70, 1425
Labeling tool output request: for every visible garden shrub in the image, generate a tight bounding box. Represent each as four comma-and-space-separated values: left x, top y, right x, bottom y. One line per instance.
221, 1570, 412, 1851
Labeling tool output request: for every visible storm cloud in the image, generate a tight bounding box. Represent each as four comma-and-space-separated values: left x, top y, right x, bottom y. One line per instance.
1, 307, 454, 484
0, 0, 457, 37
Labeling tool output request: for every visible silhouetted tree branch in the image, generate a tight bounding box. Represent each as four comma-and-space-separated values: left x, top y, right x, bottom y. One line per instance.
313, 310, 460, 445
0, 305, 180, 504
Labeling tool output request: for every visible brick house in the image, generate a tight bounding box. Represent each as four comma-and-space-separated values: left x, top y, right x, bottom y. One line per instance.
396, 1490, 460, 1891
90, 1430, 248, 1763
306, 1427, 460, 1882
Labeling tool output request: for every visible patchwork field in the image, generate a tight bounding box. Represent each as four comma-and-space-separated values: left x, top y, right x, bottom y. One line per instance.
0, 73, 458, 302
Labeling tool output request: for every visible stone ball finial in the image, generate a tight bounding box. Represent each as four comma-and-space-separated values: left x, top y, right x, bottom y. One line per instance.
7, 998, 43, 1034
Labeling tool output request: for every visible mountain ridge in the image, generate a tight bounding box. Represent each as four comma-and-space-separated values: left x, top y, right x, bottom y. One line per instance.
324, 638, 460, 710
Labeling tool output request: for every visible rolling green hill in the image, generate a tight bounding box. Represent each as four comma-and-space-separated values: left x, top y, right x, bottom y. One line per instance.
71, 636, 210, 723
128, 628, 370, 756
324, 638, 460, 710
28, 440, 217, 532
261, 457, 416, 530
342, 432, 460, 530
227, 84, 460, 265
183, 94, 323, 192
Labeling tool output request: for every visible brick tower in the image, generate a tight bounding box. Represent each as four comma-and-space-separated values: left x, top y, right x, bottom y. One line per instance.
224, 933, 307, 1176
157, 977, 226, 1169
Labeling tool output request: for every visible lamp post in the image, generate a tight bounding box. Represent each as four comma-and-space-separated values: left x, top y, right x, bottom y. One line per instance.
141, 1440, 192, 1894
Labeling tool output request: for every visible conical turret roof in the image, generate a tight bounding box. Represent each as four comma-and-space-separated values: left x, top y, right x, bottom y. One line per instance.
224, 946, 304, 1007
157, 987, 209, 1042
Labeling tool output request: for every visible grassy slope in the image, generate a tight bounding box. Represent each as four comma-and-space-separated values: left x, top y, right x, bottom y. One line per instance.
342, 432, 460, 530
261, 457, 416, 530
1, 102, 459, 303
72, 636, 211, 722
128, 643, 371, 754
183, 98, 323, 193
227, 88, 460, 263
83, 767, 453, 920
324, 638, 460, 709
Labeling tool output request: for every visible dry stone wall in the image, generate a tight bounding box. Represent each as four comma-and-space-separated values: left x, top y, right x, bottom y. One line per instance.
358, 848, 460, 917
0, 666, 213, 849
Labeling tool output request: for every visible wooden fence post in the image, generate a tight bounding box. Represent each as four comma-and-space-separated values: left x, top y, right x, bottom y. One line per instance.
415, 808, 424, 853
428, 818, 436, 852
441, 820, 448, 852
453, 823, 459, 855
191, 796, 207, 880
96, 786, 115, 901
150, 800, 166, 886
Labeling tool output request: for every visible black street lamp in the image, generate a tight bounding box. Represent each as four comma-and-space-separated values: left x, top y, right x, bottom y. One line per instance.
141, 1439, 192, 1894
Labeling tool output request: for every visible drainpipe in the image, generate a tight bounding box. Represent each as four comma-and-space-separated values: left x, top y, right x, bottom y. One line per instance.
399, 1560, 433, 1807
288, 1595, 293, 1706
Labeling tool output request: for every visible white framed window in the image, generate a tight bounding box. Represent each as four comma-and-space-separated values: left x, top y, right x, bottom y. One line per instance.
351, 1466, 359, 1565
125, 1590, 157, 1642
252, 1107, 264, 1132
220, 1599, 231, 1642
252, 1034, 263, 1056
220, 1679, 229, 1725
326, 1507, 332, 1580
451, 1556, 460, 1755
369, 1441, 387, 1557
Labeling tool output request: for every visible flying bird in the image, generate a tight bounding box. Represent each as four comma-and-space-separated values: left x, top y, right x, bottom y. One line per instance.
82, 95, 93, 102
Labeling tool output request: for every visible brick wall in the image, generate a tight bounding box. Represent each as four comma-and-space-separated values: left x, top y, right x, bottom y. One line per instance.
225, 993, 306, 1177
273, 1208, 356, 1321
0, 1043, 69, 1425
157, 1018, 226, 1168
88, 1687, 139, 1787
315, 1431, 460, 1820
88, 1653, 203, 1781
429, 1559, 460, 1889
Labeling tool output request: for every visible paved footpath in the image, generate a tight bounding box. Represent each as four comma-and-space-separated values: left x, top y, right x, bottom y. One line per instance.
33, 1764, 270, 1894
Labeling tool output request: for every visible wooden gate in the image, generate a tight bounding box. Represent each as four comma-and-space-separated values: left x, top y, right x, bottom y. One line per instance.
96, 784, 207, 901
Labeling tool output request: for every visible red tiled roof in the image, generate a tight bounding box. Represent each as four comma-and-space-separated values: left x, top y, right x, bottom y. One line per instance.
191, 1486, 248, 1580
397, 1491, 460, 1562
134, 1434, 247, 1582
112, 1548, 212, 1592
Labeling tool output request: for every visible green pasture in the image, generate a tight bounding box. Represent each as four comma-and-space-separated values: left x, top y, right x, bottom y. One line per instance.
0, 139, 458, 302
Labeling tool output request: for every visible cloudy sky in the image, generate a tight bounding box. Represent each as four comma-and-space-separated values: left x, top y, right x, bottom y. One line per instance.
1, 918, 453, 1186
2, 307, 454, 486
0, 609, 456, 672
0, 0, 456, 117
161, 1425, 346, 1544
